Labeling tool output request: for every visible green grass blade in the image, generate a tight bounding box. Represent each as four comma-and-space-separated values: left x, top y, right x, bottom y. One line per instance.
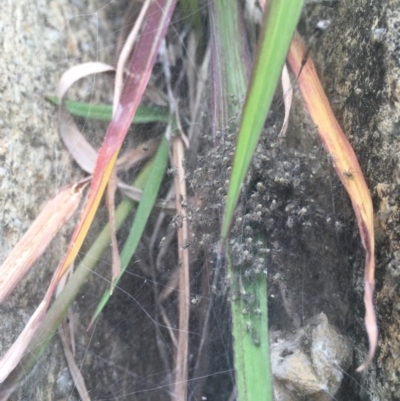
209, 0, 250, 129
228, 252, 272, 400
221, 0, 305, 240
46, 96, 170, 123
179, 0, 201, 39
209, 1, 274, 400
0, 161, 153, 392
89, 136, 169, 324
210, 1, 304, 400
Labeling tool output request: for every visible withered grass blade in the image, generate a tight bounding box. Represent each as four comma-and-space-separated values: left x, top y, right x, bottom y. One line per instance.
60, 103, 159, 175
59, 312, 91, 401
0, 161, 154, 395
278, 63, 293, 138
113, 0, 152, 113
0, 181, 87, 304
105, 169, 120, 292
172, 135, 190, 401
287, 31, 376, 371
59, 104, 98, 174
58, 62, 115, 101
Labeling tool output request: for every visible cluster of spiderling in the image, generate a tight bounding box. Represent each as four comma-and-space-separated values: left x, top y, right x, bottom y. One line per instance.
188, 124, 238, 254
189, 114, 349, 298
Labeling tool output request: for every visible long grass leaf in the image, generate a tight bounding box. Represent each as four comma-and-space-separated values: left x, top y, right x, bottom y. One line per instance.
209, 0, 250, 132
211, 1, 304, 400
89, 137, 169, 325
221, 0, 304, 240
113, 0, 153, 114
172, 135, 190, 400
287, 31, 376, 371
209, 1, 274, 400
228, 252, 272, 400
47, 96, 170, 123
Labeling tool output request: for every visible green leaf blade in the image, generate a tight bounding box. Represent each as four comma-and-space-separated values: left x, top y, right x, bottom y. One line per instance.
221, 0, 305, 240
89, 136, 169, 324
46, 96, 169, 123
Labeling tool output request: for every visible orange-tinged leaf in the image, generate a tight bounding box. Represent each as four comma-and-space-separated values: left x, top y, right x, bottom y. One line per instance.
287, 31, 376, 371
0, 181, 87, 304
56, 150, 119, 281
59, 102, 159, 175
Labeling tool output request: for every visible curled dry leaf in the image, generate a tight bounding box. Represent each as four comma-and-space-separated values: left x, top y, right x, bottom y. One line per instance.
0, 181, 87, 304
278, 63, 293, 138
60, 102, 159, 175
58, 61, 115, 175
59, 104, 98, 174
59, 312, 91, 401
287, 31, 376, 371
58, 62, 115, 102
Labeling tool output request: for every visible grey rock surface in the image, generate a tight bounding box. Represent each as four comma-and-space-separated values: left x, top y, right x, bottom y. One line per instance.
271, 313, 352, 401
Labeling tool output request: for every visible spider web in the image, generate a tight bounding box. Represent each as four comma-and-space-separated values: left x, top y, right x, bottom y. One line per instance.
0, 1, 372, 400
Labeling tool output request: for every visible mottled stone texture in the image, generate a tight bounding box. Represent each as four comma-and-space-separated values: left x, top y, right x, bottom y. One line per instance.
0, 1, 119, 400
303, 1, 400, 399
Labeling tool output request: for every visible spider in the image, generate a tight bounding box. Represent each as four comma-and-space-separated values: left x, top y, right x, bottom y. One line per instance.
343, 168, 356, 179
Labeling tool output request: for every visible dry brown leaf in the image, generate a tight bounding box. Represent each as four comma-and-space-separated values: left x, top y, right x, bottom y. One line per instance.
116, 138, 159, 171
59, 104, 98, 174
60, 102, 158, 175
278, 63, 293, 138
159, 306, 178, 348
58, 62, 115, 102
0, 181, 88, 304
59, 312, 91, 401
172, 135, 190, 401
287, 31, 376, 371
